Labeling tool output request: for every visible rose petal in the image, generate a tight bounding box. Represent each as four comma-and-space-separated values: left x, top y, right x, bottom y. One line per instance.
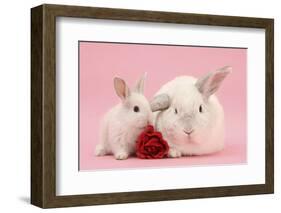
151, 131, 163, 139
145, 125, 154, 133
136, 152, 147, 159
146, 139, 161, 148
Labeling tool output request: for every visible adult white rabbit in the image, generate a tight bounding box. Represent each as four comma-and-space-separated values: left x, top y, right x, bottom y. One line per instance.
150, 66, 231, 158
95, 73, 153, 160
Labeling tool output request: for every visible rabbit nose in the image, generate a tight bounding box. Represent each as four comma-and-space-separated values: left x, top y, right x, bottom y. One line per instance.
184, 129, 194, 135
183, 121, 193, 133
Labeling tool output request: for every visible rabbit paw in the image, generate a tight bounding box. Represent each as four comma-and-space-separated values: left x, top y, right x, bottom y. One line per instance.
114, 152, 129, 160
168, 147, 182, 158
95, 144, 107, 156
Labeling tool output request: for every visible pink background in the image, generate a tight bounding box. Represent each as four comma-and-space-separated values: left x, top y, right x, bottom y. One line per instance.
79, 42, 247, 171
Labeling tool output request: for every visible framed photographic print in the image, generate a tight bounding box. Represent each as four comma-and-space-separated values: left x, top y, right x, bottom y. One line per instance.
31, 4, 274, 208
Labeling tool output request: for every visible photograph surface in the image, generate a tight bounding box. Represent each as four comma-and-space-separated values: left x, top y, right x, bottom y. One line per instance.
79, 41, 247, 171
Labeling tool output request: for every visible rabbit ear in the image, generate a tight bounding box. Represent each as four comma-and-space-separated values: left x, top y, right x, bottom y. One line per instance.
150, 94, 170, 112
134, 72, 147, 94
195, 66, 232, 99
114, 77, 130, 100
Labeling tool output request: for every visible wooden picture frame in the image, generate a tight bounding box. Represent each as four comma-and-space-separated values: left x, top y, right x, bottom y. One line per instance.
31, 4, 274, 208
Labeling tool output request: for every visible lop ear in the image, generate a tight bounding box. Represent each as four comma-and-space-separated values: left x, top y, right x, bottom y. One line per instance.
195, 66, 232, 99
150, 94, 170, 112
134, 72, 147, 94
114, 77, 130, 100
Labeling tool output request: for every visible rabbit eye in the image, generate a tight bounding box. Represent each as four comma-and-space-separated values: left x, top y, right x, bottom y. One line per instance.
133, 106, 140, 112
199, 105, 203, 113
174, 108, 178, 114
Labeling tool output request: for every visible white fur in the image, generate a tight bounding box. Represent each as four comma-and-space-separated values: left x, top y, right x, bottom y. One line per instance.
152, 67, 231, 157
95, 74, 153, 160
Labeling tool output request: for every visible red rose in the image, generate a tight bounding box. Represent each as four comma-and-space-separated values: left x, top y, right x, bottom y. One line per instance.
136, 125, 169, 159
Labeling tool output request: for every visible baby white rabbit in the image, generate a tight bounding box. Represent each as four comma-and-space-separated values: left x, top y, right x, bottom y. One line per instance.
95, 73, 153, 160
150, 66, 231, 158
